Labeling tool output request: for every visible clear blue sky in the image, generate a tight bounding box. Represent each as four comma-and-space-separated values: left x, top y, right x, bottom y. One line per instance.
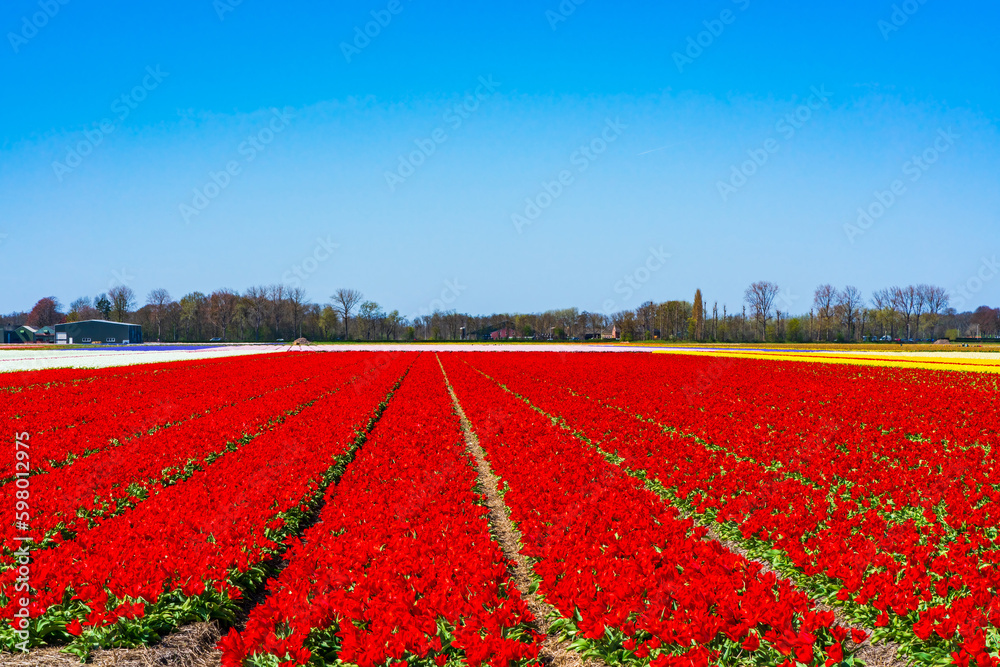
2, 0, 998, 317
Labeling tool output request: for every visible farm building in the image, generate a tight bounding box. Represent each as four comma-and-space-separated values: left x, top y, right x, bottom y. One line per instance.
54, 320, 143, 345
8, 325, 40, 343
35, 326, 56, 343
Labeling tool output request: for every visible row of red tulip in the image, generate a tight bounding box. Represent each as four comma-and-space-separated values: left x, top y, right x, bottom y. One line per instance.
222, 353, 541, 667
1, 354, 333, 480
2, 355, 273, 428
0, 352, 416, 656
460, 352, 1000, 666
438, 354, 859, 667
0, 354, 372, 560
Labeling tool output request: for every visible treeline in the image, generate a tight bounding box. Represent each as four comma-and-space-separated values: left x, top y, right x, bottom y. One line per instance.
614, 282, 995, 343
4, 281, 998, 343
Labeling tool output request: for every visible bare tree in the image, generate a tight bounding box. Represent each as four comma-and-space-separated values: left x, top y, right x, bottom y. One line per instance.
872, 288, 899, 339
583, 311, 605, 339
333, 288, 363, 340
637, 301, 657, 340
912, 286, 928, 340
918, 284, 949, 339
386, 309, 402, 340
108, 285, 136, 323
857, 306, 870, 341
813, 284, 837, 341
613, 310, 638, 341
922, 285, 949, 317
68, 297, 99, 322
837, 286, 863, 341
244, 286, 268, 341
574, 310, 587, 339
358, 300, 383, 340
164, 300, 182, 341
891, 286, 918, 340
146, 288, 172, 342
178, 292, 207, 340
268, 284, 287, 340
744, 281, 779, 341
971, 306, 1000, 337
287, 287, 307, 339
209, 289, 240, 340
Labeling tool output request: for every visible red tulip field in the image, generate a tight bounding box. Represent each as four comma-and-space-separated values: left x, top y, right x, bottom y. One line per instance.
3, 350, 999, 667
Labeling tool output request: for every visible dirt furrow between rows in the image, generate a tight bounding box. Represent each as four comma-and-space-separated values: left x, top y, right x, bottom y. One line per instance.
436, 355, 608, 667
462, 358, 909, 667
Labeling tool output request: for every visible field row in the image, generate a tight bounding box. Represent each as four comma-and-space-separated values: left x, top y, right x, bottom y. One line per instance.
2, 352, 410, 655
453, 353, 1000, 666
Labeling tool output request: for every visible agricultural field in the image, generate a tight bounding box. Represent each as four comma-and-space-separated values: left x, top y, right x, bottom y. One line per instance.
3, 350, 1000, 667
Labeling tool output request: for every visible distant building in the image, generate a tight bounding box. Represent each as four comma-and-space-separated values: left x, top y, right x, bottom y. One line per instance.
490, 327, 519, 340
35, 326, 56, 343
467, 321, 519, 341
54, 320, 143, 345
13, 325, 38, 343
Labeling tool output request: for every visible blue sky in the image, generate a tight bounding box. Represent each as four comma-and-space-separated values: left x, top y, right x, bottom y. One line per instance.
1, 0, 998, 316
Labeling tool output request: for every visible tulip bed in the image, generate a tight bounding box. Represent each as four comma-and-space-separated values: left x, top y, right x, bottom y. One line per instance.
0, 353, 368, 557
438, 354, 860, 667
223, 354, 540, 667
0, 354, 339, 479
3, 350, 998, 667
1, 351, 415, 657
451, 352, 1000, 667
